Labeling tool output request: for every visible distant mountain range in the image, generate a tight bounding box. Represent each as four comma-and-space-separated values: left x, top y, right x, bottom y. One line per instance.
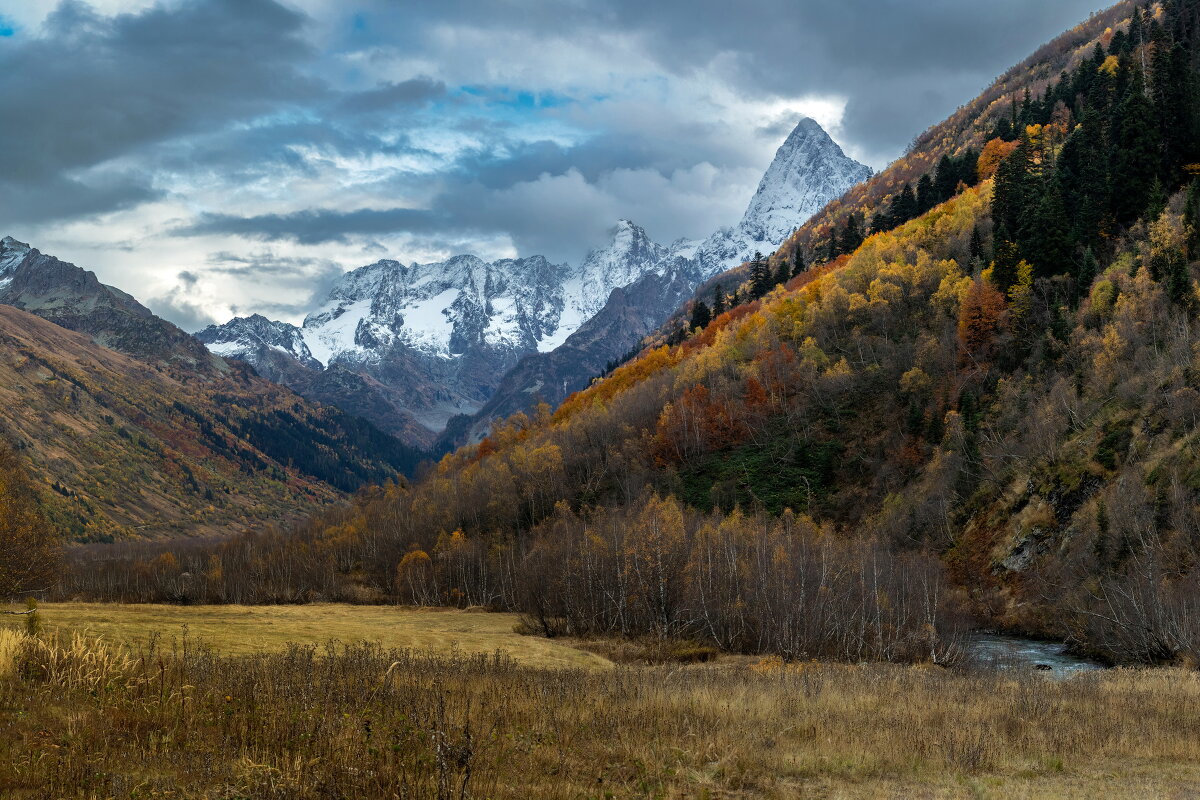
0, 236, 422, 541
198, 117, 872, 449
0, 117, 869, 539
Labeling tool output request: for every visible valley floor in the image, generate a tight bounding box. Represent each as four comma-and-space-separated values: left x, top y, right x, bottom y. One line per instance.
2, 604, 1199, 798
21, 602, 610, 668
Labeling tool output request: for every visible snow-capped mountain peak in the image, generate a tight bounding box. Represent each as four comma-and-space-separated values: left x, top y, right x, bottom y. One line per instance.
738, 117, 873, 248
0, 236, 32, 290
197, 314, 320, 369
574, 219, 670, 317
679, 117, 873, 280
197, 117, 870, 442
297, 253, 571, 370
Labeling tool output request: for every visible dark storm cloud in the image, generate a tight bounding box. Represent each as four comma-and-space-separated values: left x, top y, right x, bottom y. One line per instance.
0, 0, 320, 216
3, 0, 1111, 229
0, 172, 159, 225
338, 77, 448, 114
352, 0, 1108, 164
180, 207, 464, 245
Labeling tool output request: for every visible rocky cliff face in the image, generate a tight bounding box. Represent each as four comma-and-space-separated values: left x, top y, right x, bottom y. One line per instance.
199, 118, 871, 448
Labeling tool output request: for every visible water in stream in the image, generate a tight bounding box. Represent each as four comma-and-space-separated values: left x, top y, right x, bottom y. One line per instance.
968, 634, 1106, 679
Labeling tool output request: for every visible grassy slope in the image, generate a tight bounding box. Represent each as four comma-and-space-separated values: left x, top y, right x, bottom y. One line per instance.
0, 305, 413, 541
8, 602, 610, 669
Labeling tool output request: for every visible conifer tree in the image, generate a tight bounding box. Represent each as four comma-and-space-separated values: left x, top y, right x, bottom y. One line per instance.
1130, 5, 1145, 49
992, 134, 1034, 252
890, 183, 917, 227
933, 154, 958, 203
1058, 106, 1110, 250
916, 174, 937, 214
1186, 180, 1200, 260
792, 247, 806, 278
969, 226, 985, 262
773, 258, 791, 287
690, 300, 711, 332
1078, 247, 1100, 296
1031, 177, 1073, 278
839, 214, 865, 255
1111, 70, 1161, 225
990, 233, 1022, 293
824, 236, 840, 264
712, 283, 726, 316
1155, 37, 1200, 180
958, 148, 980, 187
749, 252, 773, 298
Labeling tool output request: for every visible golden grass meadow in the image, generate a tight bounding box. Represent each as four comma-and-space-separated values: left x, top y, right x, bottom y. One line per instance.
1, 603, 1199, 799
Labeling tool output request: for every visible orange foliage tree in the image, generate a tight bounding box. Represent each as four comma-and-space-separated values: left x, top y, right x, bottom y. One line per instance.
957, 278, 1007, 371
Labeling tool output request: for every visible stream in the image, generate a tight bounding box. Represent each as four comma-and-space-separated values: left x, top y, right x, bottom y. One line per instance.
967, 634, 1106, 678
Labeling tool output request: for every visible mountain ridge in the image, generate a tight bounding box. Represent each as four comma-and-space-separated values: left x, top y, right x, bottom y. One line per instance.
0, 238, 425, 540
199, 117, 871, 447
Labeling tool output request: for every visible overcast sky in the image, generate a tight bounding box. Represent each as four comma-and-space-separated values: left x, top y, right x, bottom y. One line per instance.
0, 0, 1110, 330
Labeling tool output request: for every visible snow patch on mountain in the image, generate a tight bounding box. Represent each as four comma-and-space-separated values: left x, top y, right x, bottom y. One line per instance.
199, 117, 871, 439
0, 236, 31, 292
676, 117, 874, 280
198, 314, 320, 370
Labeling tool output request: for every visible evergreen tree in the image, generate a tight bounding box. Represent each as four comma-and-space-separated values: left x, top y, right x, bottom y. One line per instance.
690, 300, 711, 332
792, 247, 806, 278
933, 154, 958, 203
991, 233, 1022, 293
916, 173, 937, 214
1186, 180, 1200, 260
749, 252, 773, 298
991, 116, 1015, 142
773, 258, 791, 287
729, 288, 741, 307
1109, 28, 1129, 57
824, 236, 841, 264
1111, 70, 1161, 226
1165, 249, 1193, 309
1058, 106, 1110, 250
868, 212, 889, 235
1019, 88, 1034, 127
1078, 247, 1100, 295
1152, 41, 1199, 179
839, 214, 865, 255
969, 226, 985, 262
890, 183, 917, 227
712, 283, 726, 316
1130, 5, 1145, 49
958, 148, 980, 187
992, 134, 1035, 254
1030, 176, 1073, 278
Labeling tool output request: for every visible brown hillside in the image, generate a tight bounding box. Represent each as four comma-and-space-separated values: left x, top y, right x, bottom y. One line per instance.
0, 305, 398, 541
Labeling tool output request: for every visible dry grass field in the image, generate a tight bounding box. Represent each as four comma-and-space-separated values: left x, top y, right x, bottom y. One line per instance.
4, 602, 611, 668
3, 605, 1200, 798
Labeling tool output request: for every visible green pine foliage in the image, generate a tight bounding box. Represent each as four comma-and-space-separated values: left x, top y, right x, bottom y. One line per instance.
991, 7, 1200, 298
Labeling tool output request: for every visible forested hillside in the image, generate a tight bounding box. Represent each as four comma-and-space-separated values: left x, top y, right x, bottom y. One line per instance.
61, 0, 1200, 666
0, 306, 420, 541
